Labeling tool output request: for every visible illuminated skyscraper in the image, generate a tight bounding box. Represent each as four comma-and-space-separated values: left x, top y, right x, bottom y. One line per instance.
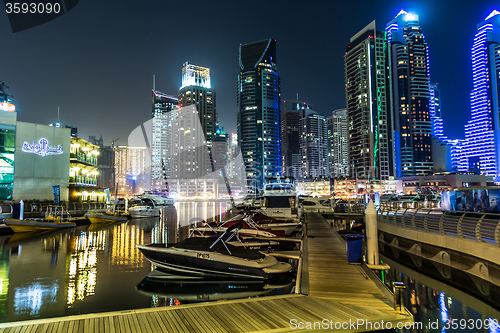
176, 63, 215, 180
327, 109, 348, 178
386, 10, 433, 176
237, 39, 281, 191
300, 109, 328, 178
282, 100, 309, 179
178, 62, 216, 143
345, 21, 394, 180
463, 10, 500, 177
429, 83, 445, 141
151, 89, 178, 193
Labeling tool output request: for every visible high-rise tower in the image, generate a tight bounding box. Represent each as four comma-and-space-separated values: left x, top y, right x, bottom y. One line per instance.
345, 21, 394, 180
237, 39, 281, 191
327, 109, 349, 178
178, 62, 216, 143
386, 10, 433, 176
300, 109, 328, 178
463, 10, 500, 177
151, 89, 178, 193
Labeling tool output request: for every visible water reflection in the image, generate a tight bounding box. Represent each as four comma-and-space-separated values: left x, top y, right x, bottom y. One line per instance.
381, 255, 500, 332
0, 201, 255, 323
136, 270, 295, 306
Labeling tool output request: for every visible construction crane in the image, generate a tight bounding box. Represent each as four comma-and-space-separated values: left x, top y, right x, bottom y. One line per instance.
111, 138, 119, 148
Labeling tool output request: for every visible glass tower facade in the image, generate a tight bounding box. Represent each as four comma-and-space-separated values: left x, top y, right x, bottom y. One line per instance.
151, 90, 178, 193
300, 109, 328, 178
237, 39, 281, 192
386, 11, 433, 177
327, 109, 349, 178
345, 21, 394, 180
463, 10, 500, 177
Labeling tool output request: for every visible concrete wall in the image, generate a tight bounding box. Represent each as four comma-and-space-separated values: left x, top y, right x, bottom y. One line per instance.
13, 122, 70, 201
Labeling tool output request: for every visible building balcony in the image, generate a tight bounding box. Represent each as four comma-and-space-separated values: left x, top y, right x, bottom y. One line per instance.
70, 152, 97, 166
69, 176, 97, 186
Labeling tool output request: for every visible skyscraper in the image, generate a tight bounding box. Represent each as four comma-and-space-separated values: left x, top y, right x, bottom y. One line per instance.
281, 99, 310, 180
429, 83, 445, 141
463, 10, 500, 177
327, 109, 349, 178
386, 10, 433, 176
175, 62, 216, 180
237, 39, 281, 192
345, 21, 394, 180
178, 62, 216, 143
300, 109, 328, 178
151, 89, 178, 193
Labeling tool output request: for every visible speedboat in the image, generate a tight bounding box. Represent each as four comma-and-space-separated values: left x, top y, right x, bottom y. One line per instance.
243, 211, 300, 236
128, 198, 161, 218
189, 215, 285, 238
137, 224, 292, 280
85, 204, 128, 223
5, 206, 76, 233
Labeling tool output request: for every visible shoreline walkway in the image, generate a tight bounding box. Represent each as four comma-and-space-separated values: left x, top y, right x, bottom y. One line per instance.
0, 213, 412, 332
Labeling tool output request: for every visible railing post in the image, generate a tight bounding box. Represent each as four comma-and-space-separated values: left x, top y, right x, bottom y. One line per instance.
393, 282, 406, 314
476, 214, 486, 242
401, 208, 410, 227
423, 210, 432, 232
411, 208, 421, 230
495, 221, 500, 246
457, 212, 466, 238
439, 212, 446, 235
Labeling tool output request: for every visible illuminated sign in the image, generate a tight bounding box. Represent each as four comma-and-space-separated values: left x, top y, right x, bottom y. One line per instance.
22, 138, 63, 156
0, 102, 15, 112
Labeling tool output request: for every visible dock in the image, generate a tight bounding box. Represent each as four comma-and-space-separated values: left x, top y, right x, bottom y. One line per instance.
0, 213, 412, 332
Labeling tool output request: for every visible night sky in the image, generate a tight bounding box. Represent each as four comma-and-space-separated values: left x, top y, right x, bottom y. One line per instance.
1, 0, 498, 146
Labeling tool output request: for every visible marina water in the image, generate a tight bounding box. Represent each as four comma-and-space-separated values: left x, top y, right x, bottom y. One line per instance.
0, 201, 296, 323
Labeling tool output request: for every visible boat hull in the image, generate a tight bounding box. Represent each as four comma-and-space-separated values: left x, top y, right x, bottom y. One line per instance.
128, 206, 161, 218
85, 212, 128, 224
137, 244, 290, 280
5, 219, 76, 233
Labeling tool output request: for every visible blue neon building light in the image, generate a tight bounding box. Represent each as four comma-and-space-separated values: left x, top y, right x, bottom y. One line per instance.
463, 11, 500, 178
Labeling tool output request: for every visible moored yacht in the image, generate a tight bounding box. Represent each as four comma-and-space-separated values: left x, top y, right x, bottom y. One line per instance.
128, 198, 160, 218
259, 177, 298, 220
137, 224, 292, 280
138, 192, 175, 206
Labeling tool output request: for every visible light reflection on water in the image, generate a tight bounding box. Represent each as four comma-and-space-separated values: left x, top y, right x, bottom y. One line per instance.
381, 255, 500, 333
0, 201, 237, 323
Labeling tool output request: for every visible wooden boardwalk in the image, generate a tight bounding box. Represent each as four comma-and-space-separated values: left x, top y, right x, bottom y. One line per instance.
0, 213, 412, 332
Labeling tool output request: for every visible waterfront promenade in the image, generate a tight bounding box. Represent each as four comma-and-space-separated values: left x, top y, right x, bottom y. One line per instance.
0, 213, 412, 332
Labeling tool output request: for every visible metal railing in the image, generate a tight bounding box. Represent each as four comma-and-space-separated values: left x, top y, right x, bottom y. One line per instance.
378, 207, 500, 246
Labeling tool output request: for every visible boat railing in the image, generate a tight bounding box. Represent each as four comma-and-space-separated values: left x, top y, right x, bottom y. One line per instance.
209, 223, 243, 255
188, 218, 216, 238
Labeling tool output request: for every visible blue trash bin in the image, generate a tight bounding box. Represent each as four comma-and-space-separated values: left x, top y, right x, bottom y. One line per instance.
345, 234, 364, 263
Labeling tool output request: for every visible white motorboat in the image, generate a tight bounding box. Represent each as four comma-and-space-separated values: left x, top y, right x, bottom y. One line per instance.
128, 198, 161, 218
138, 192, 175, 206
259, 177, 298, 219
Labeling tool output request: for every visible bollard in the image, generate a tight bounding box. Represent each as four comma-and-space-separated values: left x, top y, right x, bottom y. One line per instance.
365, 199, 379, 265
19, 200, 24, 220
393, 282, 406, 314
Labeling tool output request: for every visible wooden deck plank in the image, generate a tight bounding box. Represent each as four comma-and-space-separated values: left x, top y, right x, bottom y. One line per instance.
151, 310, 173, 332
182, 307, 217, 333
